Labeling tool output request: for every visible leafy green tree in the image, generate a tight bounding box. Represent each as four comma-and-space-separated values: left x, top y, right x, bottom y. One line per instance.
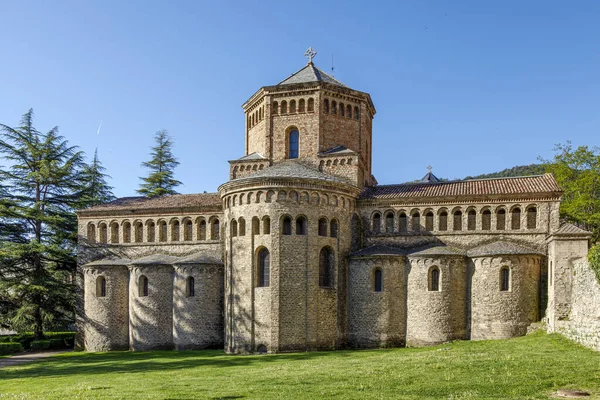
0, 109, 84, 338
541, 142, 600, 243
77, 148, 115, 209
137, 130, 182, 197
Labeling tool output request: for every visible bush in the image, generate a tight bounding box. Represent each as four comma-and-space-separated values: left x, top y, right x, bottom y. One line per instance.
45, 332, 76, 348
11, 333, 35, 350
589, 244, 600, 283
30, 340, 51, 351
0, 331, 76, 350
0, 342, 23, 356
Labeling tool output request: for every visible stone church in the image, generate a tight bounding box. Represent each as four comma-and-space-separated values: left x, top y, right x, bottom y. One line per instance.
77, 50, 596, 353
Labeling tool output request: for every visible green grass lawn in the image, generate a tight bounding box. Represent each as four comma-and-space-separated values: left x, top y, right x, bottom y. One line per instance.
1, 332, 599, 400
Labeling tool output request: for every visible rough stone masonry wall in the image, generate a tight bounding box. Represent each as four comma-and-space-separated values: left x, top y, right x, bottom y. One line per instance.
556, 260, 600, 350
470, 255, 541, 340
223, 181, 355, 353
548, 237, 600, 351
406, 256, 467, 345
173, 263, 224, 350
129, 264, 174, 350
83, 265, 129, 351
348, 256, 406, 348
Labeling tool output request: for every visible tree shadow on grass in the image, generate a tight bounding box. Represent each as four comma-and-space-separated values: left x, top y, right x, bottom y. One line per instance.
0, 348, 361, 381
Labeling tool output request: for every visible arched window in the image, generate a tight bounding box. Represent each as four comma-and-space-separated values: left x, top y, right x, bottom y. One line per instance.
184, 220, 192, 241
319, 247, 334, 288
198, 219, 206, 240
257, 248, 270, 287
171, 220, 180, 241
290, 100, 296, 113
497, 209, 506, 230
159, 221, 167, 242
429, 267, 440, 292
134, 222, 143, 242
296, 216, 307, 235
412, 212, 421, 232
147, 221, 155, 242
453, 211, 462, 231
231, 219, 238, 237
96, 276, 106, 297
123, 222, 131, 243
318, 218, 328, 236
88, 223, 96, 243
110, 222, 119, 244
372, 212, 381, 233
288, 129, 299, 159
299, 99, 305, 112
239, 218, 246, 236
139, 275, 149, 297
467, 210, 476, 231
482, 210, 491, 231
354, 106, 360, 120
263, 216, 271, 234
282, 216, 292, 235
281, 101, 287, 114
323, 99, 329, 113
211, 219, 220, 240
385, 212, 394, 233
340, 102, 345, 117
527, 206, 537, 229
307, 98, 314, 112
373, 268, 383, 292
439, 212, 448, 231
500, 267, 510, 291
399, 212, 407, 233
511, 207, 521, 230
346, 104, 352, 118
252, 217, 260, 236
330, 219, 338, 238
186, 277, 195, 297
272, 101, 279, 115
425, 212, 434, 232
331, 101, 337, 114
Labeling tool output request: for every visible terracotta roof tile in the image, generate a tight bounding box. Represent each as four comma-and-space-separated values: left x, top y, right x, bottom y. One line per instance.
78, 193, 221, 214
360, 174, 561, 201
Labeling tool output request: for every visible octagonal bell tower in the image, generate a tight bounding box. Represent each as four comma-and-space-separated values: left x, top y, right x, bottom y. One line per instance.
237, 48, 376, 188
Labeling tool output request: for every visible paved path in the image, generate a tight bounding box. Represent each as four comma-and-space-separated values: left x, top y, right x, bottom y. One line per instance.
0, 350, 70, 369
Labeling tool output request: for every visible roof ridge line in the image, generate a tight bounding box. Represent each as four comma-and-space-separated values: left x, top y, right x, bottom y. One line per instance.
370, 174, 550, 188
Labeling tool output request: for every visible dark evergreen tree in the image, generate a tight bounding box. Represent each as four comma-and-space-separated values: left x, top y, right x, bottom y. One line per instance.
77, 148, 115, 209
0, 109, 84, 338
137, 130, 182, 197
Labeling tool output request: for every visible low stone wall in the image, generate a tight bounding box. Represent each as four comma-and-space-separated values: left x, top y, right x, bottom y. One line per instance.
555, 261, 600, 351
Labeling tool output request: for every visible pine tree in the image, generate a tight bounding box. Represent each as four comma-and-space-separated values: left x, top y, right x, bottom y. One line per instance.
0, 109, 84, 338
137, 130, 182, 197
77, 148, 115, 209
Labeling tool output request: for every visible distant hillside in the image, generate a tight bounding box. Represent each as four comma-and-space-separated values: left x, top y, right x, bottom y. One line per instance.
464, 164, 546, 180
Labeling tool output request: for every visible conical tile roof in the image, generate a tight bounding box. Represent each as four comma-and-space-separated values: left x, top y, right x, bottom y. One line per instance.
277, 63, 346, 87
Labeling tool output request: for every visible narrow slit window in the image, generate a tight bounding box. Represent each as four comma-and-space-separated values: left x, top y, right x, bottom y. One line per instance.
374, 269, 383, 292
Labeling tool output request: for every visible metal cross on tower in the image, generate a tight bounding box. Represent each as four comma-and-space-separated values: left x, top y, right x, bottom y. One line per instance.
427, 165, 433, 173
305, 47, 317, 64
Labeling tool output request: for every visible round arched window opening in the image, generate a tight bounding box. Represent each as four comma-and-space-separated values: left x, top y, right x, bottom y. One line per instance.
288, 129, 299, 159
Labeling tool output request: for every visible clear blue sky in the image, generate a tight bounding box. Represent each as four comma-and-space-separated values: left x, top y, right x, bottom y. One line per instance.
1, 1, 599, 197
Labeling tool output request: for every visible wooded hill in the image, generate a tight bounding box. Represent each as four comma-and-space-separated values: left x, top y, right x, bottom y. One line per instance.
464, 164, 545, 180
